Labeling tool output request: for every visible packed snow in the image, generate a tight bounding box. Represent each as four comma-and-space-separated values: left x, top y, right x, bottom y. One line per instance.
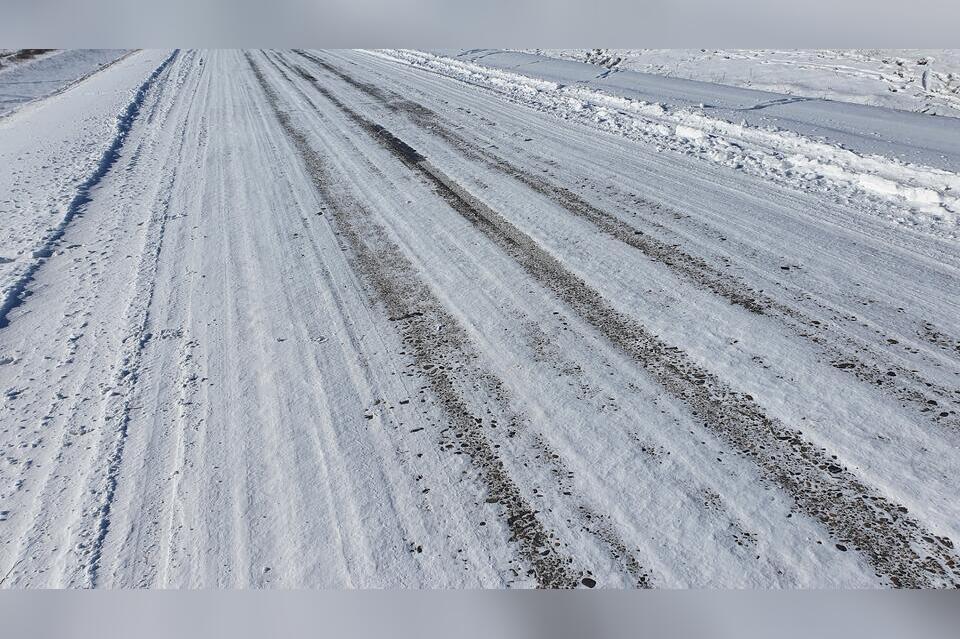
1, 49, 958, 589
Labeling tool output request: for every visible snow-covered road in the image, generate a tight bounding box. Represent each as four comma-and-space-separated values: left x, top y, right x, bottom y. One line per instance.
1, 50, 958, 588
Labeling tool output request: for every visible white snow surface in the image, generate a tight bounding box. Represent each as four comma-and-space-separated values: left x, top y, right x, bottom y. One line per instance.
0, 49, 131, 117
1, 50, 959, 589
523, 49, 960, 118
400, 49, 960, 237
0, 50, 170, 300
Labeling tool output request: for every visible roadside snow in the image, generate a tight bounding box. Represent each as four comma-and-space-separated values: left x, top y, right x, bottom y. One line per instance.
0, 50, 173, 306
374, 49, 960, 238
0, 49, 131, 117
524, 49, 960, 118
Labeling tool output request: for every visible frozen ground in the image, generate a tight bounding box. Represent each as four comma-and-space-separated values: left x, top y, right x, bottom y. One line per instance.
523, 49, 960, 117
0, 50, 958, 588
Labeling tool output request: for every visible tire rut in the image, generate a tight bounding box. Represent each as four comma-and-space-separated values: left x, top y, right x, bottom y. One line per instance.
283, 53, 960, 588
248, 52, 606, 589
85, 50, 199, 587
294, 50, 960, 430
269, 50, 661, 586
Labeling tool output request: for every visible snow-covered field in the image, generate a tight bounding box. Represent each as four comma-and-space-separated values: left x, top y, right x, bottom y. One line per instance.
523, 49, 960, 117
0, 49, 131, 117
1, 49, 959, 588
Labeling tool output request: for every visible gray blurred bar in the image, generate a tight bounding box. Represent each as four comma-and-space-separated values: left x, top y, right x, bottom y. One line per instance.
1, 591, 958, 639
1, 1, 959, 47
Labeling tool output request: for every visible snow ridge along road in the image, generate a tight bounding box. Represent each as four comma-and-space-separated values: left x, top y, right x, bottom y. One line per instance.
381, 49, 960, 236
1, 50, 959, 588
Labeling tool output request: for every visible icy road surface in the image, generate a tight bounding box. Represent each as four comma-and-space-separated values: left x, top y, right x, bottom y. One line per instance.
1, 50, 959, 588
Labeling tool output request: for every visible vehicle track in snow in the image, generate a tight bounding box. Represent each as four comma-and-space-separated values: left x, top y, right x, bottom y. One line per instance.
4, 49, 960, 589
249, 52, 634, 589
291, 50, 960, 432
0, 49, 200, 587
264, 50, 677, 588
272, 52, 960, 588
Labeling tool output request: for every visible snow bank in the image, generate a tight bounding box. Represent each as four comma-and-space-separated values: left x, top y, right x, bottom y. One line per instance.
523, 49, 960, 118
372, 49, 960, 238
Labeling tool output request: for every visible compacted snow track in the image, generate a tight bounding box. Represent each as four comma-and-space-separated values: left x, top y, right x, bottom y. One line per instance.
1, 50, 958, 588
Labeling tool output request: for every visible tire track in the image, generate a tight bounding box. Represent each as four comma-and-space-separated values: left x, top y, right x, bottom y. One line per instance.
295, 50, 960, 430
247, 52, 607, 589
281, 53, 960, 588
83, 51, 200, 587
265, 54, 651, 588
2, 51, 197, 589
